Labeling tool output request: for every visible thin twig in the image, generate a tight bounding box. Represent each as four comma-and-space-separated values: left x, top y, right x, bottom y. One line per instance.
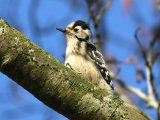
149, 26, 160, 52
117, 79, 148, 101
113, 75, 158, 109
153, 51, 160, 64
86, 0, 112, 46
135, 28, 158, 100
96, 0, 112, 23
135, 28, 147, 60
158, 103, 160, 120
145, 64, 157, 99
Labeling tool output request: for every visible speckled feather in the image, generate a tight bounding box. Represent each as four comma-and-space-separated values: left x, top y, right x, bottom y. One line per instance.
86, 43, 114, 90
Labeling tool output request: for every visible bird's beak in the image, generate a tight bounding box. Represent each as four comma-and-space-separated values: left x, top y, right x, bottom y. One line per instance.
56, 28, 67, 33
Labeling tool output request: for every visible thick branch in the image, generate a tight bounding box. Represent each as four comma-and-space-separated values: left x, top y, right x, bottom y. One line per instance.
0, 18, 150, 120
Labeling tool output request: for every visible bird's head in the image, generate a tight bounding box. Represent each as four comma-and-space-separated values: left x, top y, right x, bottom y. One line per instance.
57, 20, 91, 42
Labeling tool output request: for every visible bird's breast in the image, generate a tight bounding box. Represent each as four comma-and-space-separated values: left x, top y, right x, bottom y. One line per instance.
65, 54, 100, 83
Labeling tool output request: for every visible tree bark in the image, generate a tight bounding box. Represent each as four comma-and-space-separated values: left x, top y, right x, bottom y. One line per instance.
0, 18, 150, 120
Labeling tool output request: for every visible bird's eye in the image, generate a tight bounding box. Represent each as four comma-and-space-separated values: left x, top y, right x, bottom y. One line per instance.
73, 28, 79, 32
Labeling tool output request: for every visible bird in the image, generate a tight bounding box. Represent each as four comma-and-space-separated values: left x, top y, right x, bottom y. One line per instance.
56, 20, 114, 90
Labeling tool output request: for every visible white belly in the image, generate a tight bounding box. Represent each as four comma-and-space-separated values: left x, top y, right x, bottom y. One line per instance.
65, 55, 99, 82
65, 55, 110, 90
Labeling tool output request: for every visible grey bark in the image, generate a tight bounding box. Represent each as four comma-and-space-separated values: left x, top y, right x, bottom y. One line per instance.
0, 18, 150, 120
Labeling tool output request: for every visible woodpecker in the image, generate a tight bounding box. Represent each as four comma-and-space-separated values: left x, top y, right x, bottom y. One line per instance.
56, 20, 114, 90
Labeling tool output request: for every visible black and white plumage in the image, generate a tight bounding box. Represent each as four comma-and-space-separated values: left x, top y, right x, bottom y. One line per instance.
56, 20, 114, 90
86, 43, 114, 90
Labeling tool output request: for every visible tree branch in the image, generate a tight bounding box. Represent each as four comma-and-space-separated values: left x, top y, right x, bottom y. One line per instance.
114, 76, 158, 109
86, 0, 112, 46
135, 28, 147, 60
0, 18, 150, 120
135, 28, 158, 104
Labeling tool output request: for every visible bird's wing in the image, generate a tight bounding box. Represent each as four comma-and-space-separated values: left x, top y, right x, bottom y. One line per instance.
86, 42, 114, 90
